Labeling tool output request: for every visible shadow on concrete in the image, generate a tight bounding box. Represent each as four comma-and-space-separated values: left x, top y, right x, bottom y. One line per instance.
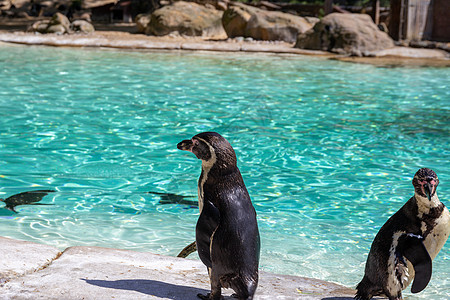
82, 278, 211, 299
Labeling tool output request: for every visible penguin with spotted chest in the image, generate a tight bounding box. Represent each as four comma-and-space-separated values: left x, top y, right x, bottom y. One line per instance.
177, 132, 260, 300
356, 168, 450, 300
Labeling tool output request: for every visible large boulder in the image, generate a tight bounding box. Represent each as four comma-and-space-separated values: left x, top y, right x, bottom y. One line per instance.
222, 3, 318, 43
48, 12, 71, 33
28, 20, 51, 33
146, 1, 225, 37
295, 13, 394, 56
71, 20, 95, 34
135, 13, 151, 34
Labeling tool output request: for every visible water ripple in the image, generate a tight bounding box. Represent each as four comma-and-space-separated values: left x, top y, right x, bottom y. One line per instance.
0, 46, 449, 299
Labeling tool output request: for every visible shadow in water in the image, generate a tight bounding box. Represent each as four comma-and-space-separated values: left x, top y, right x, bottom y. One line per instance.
82, 278, 211, 299
322, 298, 354, 300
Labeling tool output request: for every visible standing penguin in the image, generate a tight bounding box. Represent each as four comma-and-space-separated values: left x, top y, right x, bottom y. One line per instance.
177, 132, 260, 300
356, 168, 450, 300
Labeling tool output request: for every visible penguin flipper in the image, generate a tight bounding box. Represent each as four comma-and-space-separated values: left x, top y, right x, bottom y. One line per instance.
177, 241, 197, 258
398, 233, 432, 293
196, 200, 220, 268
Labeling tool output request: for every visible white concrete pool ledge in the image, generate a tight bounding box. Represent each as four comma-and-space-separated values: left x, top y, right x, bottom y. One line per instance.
0, 236, 357, 299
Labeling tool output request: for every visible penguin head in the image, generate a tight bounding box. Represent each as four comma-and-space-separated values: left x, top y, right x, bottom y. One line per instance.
177, 132, 237, 171
412, 168, 439, 201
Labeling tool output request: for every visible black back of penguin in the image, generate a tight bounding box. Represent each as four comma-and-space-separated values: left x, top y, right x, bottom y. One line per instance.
177, 132, 260, 299
356, 168, 450, 300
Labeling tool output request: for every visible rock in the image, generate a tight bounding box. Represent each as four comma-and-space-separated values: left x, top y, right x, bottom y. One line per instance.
295, 13, 394, 56
28, 20, 50, 33
0, 0, 11, 11
147, 1, 225, 38
78, 12, 92, 22
46, 24, 66, 34
71, 20, 95, 34
28, 12, 95, 35
49, 12, 71, 33
409, 40, 450, 52
135, 13, 151, 34
217, 1, 227, 11
222, 4, 252, 38
222, 3, 318, 43
16, 11, 30, 18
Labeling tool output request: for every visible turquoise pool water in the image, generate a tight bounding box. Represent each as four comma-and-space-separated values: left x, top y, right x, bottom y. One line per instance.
0, 45, 449, 298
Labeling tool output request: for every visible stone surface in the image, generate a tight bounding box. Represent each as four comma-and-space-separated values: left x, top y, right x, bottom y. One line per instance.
136, 13, 152, 34
222, 3, 318, 43
28, 20, 51, 33
71, 20, 95, 34
0, 236, 61, 284
0, 237, 356, 299
295, 13, 395, 56
146, 1, 226, 38
49, 12, 71, 33
46, 24, 66, 34
28, 12, 95, 34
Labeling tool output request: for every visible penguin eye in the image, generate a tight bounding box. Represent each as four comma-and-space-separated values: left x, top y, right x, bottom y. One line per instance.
193, 139, 200, 147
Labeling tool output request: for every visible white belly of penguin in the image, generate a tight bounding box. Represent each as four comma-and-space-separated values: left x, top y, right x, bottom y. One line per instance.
197, 138, 217, 214
198, 180, 205, 213
423, 207, 450, 260
387, 231, 414, 295
387, 208, 450, 296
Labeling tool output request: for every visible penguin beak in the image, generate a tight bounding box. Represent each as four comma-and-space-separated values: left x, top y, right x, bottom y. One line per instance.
177, 139, 194, 152
424, 183, 433, 201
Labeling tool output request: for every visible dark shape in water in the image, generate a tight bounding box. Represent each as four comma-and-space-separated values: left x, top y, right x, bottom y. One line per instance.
0, 190, 56, 213
147, 191, 198, 207
177, 241, 197, 258
111, 205, 142, 215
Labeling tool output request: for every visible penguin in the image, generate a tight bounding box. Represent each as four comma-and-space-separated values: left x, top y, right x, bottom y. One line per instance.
177, 132, 260, 300
355, 168, 450, 300
0, 190, 55, 213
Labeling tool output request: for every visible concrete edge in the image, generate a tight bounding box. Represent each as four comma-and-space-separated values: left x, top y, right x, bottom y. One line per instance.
0, 236, 62, 284
0, 237, 357, 299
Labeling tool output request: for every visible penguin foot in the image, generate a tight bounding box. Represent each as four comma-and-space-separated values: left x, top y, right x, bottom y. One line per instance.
354, 291, 372, 300
231, 293, 254, 300
196, 293, 223, 300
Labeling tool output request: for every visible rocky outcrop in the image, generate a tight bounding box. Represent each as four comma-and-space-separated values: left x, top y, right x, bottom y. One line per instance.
135, 13, 151, 34
71, 20, 95, 34
295, 13, 394, 56
145, 1, 225, 37
222, 3, 318, 43
28, 12, 95, 34
48, 12, 71, 33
